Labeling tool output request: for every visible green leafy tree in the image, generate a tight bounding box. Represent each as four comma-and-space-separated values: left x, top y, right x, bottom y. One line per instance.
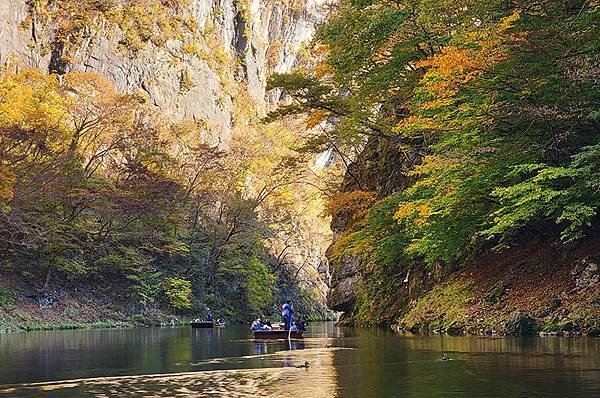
164, 277, 192, 310
269, 0, 600, 323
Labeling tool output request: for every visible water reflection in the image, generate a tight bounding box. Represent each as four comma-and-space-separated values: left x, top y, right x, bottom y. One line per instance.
0, 348, 340, 397
0, 324, 598, 397
253, 342, 268, 356
331, 330, 600, 397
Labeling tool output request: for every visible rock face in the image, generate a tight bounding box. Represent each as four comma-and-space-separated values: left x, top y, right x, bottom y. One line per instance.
0, 0, 329, 142
327, 252, 360, 313
327, 137, 418, 314
572, 257, 600, 292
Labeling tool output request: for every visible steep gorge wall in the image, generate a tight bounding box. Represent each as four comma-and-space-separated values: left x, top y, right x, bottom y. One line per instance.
327, 138, 417, 315
327, 139, 600, 334
0, 0, 328, 142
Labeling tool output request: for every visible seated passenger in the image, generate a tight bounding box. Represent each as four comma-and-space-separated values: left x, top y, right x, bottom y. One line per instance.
251, 318, 262, 331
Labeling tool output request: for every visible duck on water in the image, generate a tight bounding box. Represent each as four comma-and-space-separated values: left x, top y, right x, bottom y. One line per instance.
440, 353, 453, 362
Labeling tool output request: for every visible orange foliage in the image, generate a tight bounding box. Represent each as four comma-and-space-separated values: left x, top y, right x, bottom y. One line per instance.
324, 190, 376, 223
393, 114, 442, 136
315, 61, 334, 79
314, 43, 333, 79
416, 11, 523, 108
416, 47, 482, 99
0, 165, 15, 209
313, 43, 330, 57
306, 109, 328, 128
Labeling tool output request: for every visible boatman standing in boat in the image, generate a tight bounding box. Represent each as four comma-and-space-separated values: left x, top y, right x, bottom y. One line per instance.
281, 300, 293, 330
206, 307, 213, 322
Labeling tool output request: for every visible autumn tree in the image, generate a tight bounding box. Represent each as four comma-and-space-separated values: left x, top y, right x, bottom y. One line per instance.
268, 0, 600, 323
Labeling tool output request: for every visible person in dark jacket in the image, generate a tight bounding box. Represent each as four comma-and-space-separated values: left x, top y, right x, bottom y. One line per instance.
281, 300, 293, 330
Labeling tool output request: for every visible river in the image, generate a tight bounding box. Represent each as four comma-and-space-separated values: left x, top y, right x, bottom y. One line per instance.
0, 322, 598, 397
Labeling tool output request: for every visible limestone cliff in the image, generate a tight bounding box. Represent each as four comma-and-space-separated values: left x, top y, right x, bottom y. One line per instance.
0, 0, 329, 142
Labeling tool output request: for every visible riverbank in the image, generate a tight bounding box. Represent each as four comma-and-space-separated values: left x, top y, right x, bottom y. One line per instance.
0, 273, 333, 333
0, 272, 199, 333
393, 241, 600, 337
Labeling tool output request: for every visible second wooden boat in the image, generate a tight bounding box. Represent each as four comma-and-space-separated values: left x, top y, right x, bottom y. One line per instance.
252, 329, 303, 339
191, 321, 214, 328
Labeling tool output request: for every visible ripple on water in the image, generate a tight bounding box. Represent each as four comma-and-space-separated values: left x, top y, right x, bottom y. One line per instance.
0, 348, 341, 397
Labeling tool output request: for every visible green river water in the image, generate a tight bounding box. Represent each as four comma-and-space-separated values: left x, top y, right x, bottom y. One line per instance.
0, 322, 598, 397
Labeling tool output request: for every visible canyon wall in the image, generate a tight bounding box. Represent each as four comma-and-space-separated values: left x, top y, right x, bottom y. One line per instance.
0, 0, 328, 141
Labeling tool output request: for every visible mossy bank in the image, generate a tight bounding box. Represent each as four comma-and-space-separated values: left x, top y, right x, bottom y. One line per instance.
392, 241, 600, 337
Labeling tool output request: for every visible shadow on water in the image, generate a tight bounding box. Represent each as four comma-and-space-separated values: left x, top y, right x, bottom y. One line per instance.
0, 323, 599, 397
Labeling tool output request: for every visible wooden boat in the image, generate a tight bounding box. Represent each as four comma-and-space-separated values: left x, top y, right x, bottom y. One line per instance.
252, 329, 303, 339
191, 320, 214, 328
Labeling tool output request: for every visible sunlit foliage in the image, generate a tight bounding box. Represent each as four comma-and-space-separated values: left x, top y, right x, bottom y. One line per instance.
24, 0, 196, 55
269, 0, 600, 323
0, 68, 324, 320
